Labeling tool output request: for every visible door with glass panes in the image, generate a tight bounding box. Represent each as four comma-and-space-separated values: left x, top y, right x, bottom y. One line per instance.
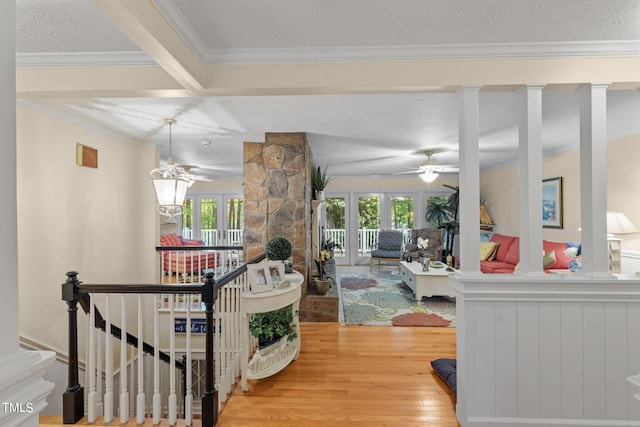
182, 194, 244, 246
347, 193, 416, 265
324, 195, 348, 265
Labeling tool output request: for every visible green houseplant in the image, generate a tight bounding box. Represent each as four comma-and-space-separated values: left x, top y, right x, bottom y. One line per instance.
265, 235, 292, 261
311, 165, 332, 200
249, 305, 298, 347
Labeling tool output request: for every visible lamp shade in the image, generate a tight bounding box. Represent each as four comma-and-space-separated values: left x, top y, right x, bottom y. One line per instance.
150, 118, 193, 220
151, 165, 191, 219
419, 170, 439, 183
607, 211, 638, 235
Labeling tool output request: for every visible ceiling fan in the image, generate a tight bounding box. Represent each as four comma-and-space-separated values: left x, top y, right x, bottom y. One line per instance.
177, 164, 214, 182
395, 149, 459, 182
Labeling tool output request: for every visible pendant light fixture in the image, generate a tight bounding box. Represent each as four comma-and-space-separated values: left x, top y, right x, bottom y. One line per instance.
150, 118, 193, 220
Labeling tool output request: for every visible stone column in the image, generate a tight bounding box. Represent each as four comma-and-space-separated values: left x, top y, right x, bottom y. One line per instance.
243, 133, 312, 287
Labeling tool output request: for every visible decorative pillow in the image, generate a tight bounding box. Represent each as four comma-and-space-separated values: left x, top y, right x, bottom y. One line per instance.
543, 250, 557, 269
183, 239, 205, 246
431, 358, 457, 398
515, 251, 557, 271
480, 241, 499, 261
160, 233, 183, 247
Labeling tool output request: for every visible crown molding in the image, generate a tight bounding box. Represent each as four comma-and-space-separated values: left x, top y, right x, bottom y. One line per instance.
205, 40, 640, 65
14, 41, 640, 67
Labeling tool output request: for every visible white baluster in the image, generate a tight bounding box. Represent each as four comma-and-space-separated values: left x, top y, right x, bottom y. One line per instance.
130, 344, 135, 417
153, 295, 160, 424
96, 328, 103, 417
169, 295, 177, 425
88, 297, 96, 422
185, 294, 193, 426
120, 294, 129, 423
104, 294, 113, 423
136, 295, 145, 424
215, 291, 222, 406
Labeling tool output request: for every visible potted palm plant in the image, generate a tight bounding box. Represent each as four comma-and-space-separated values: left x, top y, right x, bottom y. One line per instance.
311, 165, 332, 200
425, 184, 459, 262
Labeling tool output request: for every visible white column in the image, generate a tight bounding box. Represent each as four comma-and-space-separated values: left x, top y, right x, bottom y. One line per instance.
577, 84, 612, 278
517, 85, 545, 276
0, 4, 55, 426
457, 87, 482, 275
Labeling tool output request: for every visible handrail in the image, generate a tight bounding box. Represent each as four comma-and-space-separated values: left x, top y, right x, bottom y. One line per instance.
156, 245, 244, 251
62, 252, 266, 426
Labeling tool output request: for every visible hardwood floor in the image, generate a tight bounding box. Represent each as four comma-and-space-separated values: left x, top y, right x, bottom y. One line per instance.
40, 322, 459, 427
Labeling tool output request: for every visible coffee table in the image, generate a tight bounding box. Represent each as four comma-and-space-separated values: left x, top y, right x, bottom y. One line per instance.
400, 260, 456, 301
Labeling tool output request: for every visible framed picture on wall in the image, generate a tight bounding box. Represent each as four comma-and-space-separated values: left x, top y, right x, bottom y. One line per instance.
542, 177, 563, 229
248, 264, 272, 294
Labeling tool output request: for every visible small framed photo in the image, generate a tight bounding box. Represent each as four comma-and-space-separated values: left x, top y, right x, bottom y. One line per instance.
264, 261, 286, 287
248, 264, 271, 294
542, 177, 563, 229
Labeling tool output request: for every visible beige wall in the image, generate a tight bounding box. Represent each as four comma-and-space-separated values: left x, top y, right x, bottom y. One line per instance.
480, 133, 640, 252
329, 174, 459, 191
17, 102, 158, 355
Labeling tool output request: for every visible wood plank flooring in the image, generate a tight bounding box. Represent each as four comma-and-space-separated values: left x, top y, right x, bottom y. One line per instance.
40, 322, 459, 427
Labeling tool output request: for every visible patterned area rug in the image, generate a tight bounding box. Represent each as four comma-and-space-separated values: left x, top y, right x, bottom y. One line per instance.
338, 274, 456, 327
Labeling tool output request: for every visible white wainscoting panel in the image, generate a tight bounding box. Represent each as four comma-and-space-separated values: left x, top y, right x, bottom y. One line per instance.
455, 274, 640, 427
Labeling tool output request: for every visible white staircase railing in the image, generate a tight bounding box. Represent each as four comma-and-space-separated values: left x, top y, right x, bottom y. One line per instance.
62, 250, 260, 426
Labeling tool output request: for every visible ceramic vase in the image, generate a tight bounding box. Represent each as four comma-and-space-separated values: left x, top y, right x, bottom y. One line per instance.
568, 256, 582, 272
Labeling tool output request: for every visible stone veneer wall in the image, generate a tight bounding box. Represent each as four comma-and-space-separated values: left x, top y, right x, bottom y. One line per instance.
243, 133, 312, 293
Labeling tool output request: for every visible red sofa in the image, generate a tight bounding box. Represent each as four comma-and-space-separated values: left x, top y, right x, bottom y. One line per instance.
480, 233, 576, 274
160, 233, 220, 275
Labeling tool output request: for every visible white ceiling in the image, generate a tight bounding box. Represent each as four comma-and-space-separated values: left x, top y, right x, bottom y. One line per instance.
15, 0, 640, 178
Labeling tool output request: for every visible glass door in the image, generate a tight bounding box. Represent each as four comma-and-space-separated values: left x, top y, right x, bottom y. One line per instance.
181, 194, 243, 246
353, 193, 381, 264
199, 197, 219, 245
223, 196, 244, 246
325, 195, 348, 265
388, 194, 416, 246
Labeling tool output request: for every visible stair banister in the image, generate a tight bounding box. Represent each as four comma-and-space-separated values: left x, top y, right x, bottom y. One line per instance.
61, 271, 84, 424
202, 271, 218, 427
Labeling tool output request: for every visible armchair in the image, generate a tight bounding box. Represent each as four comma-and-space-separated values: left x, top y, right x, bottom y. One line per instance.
159, 233, 220, 276
370, 230, 403, 272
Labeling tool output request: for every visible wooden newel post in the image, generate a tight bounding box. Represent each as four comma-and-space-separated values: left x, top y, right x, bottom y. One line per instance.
202, 272, 218, 427
61, 271, 84, 424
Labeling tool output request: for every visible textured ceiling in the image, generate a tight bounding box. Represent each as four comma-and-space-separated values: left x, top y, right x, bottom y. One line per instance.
16, 0, 140, 53
170, 0, 640, 51
14, 0, 640, 179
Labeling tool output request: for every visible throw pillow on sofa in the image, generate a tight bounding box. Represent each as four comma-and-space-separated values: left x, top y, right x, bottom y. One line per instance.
480, 241, 499, 261
543, 250, 557, 269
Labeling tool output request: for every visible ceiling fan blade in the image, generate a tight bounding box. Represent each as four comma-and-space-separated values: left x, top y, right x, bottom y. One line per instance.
393, 169, 422, 175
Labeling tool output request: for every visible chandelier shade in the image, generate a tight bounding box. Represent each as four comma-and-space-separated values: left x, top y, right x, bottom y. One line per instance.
150, 119, 193, 220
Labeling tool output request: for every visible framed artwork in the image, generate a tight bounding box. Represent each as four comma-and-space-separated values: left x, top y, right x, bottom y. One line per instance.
264, 261, 286, 286
248, 264, 272, 294
542, 177, 563, 229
